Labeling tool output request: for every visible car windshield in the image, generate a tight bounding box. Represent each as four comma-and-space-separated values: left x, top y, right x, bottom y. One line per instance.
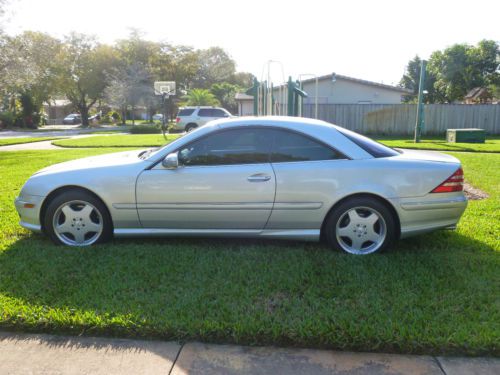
138, 132, 189, 159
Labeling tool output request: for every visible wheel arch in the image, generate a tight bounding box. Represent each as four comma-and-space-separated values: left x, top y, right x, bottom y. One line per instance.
39, 185, 113, 232
320, 192, 401, 241
185, 123, 198, 131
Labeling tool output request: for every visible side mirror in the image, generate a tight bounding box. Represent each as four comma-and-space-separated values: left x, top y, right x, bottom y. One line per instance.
162, 152, 179, 169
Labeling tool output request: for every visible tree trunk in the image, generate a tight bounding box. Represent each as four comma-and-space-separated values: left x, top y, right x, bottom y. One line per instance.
80, 105, 89, 127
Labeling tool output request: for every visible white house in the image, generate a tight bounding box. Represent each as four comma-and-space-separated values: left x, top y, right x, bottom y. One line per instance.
235, 73, 411, 116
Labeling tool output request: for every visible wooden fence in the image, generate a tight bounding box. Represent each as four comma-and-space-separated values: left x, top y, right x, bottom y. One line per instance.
302, 104, 500, 135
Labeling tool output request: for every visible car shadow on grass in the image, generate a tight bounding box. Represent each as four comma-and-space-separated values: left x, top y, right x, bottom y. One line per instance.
0, 231, 498, 355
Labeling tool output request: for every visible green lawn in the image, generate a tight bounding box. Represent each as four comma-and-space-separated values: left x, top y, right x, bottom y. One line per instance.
377, 136, 500, 153
0, 149, 498, 356
52, 134, 180, 148
0, 137, 63, 147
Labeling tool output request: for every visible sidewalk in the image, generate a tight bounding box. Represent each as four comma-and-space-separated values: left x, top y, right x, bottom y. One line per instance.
0, 332, 498, 374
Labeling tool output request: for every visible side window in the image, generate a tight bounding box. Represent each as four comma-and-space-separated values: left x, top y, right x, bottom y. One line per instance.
270, 130, 344, 162
212, 109, 227, 117
177, 108, 195, 116
178, 128, 272, 166
198, 108, 213, 117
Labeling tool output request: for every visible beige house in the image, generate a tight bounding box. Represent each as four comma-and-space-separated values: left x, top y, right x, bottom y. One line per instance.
235, 73, 411, 116
43, 99, 74, 123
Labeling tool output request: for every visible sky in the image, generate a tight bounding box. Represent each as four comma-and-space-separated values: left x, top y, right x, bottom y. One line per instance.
2, 0, 499, 86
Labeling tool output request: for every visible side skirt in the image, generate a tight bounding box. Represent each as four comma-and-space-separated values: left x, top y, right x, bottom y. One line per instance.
114, 228, 320, 241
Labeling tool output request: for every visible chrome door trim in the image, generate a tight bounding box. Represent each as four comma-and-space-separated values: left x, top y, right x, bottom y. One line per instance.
136, 202, 274, 210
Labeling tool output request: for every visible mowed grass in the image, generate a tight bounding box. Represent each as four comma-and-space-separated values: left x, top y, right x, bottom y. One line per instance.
0, 149, 498, 356
0, 137, 63, 147
52, 134, 179, 148
376, 136, 500, 153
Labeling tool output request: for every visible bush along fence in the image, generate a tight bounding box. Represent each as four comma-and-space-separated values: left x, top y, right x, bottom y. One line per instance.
302, 104, 500, 135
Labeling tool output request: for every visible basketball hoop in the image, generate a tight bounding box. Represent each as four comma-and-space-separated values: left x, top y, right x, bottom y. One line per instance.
154, 81, 176, 96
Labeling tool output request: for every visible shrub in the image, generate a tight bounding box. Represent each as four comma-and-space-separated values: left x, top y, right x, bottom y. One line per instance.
0, 111, 15, 128
129, 124, 162, 134
100, 111, 122, 124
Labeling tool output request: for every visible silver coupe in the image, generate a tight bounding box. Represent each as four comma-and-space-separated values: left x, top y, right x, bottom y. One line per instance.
15, 117, 467, 254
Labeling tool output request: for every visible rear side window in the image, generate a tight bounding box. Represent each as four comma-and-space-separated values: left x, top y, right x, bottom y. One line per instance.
212, 109, 228, 117
270, 129, 344, 162
178, 108, 195, 116
198, 108, 213, 117
336, 127, 399, 158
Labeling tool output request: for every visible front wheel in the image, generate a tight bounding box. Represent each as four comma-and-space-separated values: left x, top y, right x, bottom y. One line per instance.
324, 197, 396, 255
44, 190, 112, 246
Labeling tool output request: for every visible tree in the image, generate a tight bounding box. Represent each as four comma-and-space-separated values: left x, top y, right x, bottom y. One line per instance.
184, 89, 219, 106
0, 31, 62, 126
57, 33, 118, 126
230, 72, 255, 89
427, 40, 499, 102
193, 47, 236, 88
399, 55, 440, 103
210, 82, 240, 113
105, 63, 155, 124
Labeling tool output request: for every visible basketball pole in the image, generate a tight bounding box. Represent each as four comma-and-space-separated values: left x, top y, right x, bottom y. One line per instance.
161, 93, 168, 141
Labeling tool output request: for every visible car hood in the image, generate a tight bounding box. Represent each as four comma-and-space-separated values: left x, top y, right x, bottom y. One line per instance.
34, 149, 150, 176
395, 149, 460, 164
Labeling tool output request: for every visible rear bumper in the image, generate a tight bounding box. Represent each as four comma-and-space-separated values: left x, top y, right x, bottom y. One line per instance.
391, 193, 468, 238
14, 195, 45, 233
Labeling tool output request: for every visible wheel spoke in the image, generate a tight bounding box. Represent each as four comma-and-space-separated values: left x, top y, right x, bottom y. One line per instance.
350, 236, 364, 250
73, 229, 85, 244
337, 225, 354, 238
79, 204, 93, 220
61, 205, 76, 220
84, 222, 101, 234
347, 209, 362, 224
365, 228, 381, 244
56, 222, 72, 235
365, 212, 379, 225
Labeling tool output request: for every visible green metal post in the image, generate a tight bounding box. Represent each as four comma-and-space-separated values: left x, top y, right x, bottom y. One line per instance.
252, 78, 259, 116
414, 60, 427, 143
287, 77, 294, 116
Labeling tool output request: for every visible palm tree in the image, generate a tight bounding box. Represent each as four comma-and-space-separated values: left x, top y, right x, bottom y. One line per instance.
184, 89, 220, 106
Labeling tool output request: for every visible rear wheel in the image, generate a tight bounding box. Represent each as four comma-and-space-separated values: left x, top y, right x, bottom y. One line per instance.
44, 190, 112, 246
324, 197, 396, 254
185, 123, 198, 132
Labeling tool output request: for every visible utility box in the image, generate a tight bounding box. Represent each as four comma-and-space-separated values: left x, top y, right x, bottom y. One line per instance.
446, 128, 485, 143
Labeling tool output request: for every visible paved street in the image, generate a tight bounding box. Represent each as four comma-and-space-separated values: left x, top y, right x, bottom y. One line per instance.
0, 332, 498, 375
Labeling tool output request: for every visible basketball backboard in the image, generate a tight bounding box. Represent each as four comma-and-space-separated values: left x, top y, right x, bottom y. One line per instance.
154, 81, 176, 96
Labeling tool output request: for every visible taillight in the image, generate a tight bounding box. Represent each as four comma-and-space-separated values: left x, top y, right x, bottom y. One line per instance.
176, 117, 180, 123
431, 167, 464, 193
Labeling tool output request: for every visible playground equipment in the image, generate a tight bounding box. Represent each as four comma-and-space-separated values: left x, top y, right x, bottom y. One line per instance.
246, 61, 318, 118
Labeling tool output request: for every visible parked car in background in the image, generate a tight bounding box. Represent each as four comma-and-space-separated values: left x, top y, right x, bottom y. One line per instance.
62, 114, 81, 125
15, 116, 467, 254
152, 114, 163, 121
173, 106, 232, 132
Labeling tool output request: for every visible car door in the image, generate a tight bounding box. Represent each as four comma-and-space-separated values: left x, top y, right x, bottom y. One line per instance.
136, 128, 276, 229
265, 128, 350, 230
197, 108, 215, 126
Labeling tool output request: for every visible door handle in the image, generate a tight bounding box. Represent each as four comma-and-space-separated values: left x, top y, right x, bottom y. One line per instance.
247, 174, 271, 182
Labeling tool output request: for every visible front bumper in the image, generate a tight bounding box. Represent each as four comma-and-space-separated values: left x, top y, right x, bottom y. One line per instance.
391, 193, 468, 238
14, 195, 45, 233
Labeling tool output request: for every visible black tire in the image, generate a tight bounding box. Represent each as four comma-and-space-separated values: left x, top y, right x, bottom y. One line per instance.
43, 189, 113, 246
185, 123, 198, 132
324, 197, 396, 255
